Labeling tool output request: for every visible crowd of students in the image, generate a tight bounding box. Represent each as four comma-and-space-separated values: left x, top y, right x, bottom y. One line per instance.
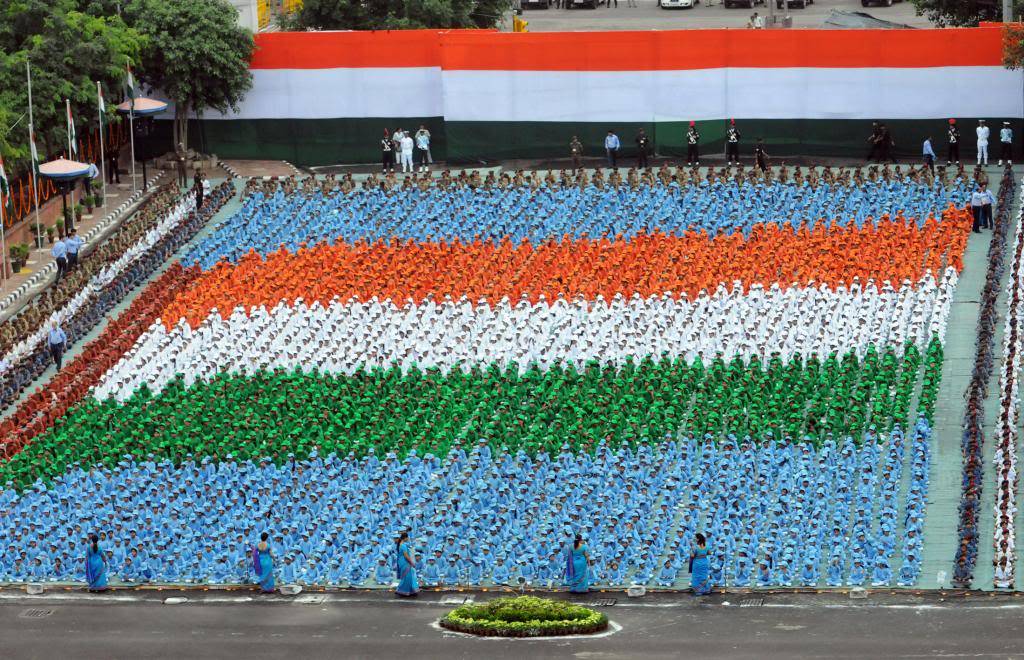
0, 160, 998, 592
993, 178, 1024, 589
0, 423, 932, 589
183, 165, 973, 271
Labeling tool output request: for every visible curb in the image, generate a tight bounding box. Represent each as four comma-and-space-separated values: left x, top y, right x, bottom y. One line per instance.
218, 160, 241, 179
217, 160, 303, 180
0, 186, 155, 316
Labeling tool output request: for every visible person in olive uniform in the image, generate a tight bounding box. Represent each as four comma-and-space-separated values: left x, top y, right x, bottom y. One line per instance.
569, 136, 584, 171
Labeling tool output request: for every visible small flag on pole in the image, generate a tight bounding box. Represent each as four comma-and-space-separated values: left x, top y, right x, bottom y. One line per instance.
126, 62, 136, 106
66, 100, 77, 157
0, 153, 10, 219
98, 84, 105, 114
29, 125, 39, 171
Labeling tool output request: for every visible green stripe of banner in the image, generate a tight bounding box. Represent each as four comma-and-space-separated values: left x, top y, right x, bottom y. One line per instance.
154, 118, 1024, 167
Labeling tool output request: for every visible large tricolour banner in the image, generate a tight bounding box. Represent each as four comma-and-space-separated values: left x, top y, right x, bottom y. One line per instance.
192, 27, 1024, 165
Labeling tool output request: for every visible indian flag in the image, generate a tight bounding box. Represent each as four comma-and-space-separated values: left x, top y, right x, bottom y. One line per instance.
191, 27, 1024, 166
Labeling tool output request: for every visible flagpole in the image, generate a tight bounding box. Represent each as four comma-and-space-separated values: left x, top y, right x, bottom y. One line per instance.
26, 61, 42, 252
0, 190, 7, 287
66, 98, 76, 214
97, 81, 107, 209
127, 60, 137, 193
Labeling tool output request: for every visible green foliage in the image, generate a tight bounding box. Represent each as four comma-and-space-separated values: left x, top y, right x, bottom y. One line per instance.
0, 0, 142, 174
909, 0, 1023, 27
124, 0, 254, 153
440, 596, 608, 637
283, 0, 511, 31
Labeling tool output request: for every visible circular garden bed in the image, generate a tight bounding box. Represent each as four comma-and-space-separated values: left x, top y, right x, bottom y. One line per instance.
439, 595, 609, 638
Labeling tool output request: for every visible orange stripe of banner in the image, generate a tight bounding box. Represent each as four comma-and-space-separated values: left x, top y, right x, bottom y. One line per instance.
162, 211, 970, 329
250, 27, 1004, 70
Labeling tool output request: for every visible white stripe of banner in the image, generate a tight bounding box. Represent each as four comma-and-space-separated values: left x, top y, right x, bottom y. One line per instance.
199, 67, 444, 120
442, 67, 1023, 122
94, 271, 955, 402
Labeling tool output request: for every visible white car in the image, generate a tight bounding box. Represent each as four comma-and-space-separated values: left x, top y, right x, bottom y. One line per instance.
660, 0, 698, 7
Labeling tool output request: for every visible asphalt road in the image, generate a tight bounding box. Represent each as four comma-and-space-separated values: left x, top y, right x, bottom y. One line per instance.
2, 589, 1024, 660
520, 0, 931, 30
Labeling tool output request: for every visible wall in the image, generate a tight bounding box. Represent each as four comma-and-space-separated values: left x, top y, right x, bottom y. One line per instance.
189, 27, 1024, 166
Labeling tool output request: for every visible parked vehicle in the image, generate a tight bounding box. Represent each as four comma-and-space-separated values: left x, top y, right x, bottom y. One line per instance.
724, 0, 764, 8
776, 0, 812, 8
660, 0, 698, 8
861, 0, 900, 6
522, 0, 551, 7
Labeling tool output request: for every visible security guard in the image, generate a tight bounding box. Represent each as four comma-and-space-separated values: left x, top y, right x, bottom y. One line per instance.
726, 119, 741, 166
999, 121, 1013, 166
947, 119, 960, 166
754, 138, 769, 172
635, 128, 651, 169
686, 122, 700, 166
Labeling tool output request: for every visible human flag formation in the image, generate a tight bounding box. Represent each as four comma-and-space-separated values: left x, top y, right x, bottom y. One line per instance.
0, 167, 974, 589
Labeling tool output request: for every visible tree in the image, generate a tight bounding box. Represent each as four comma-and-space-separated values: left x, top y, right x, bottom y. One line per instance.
908, 0, 1021, 26
0, 0, 142, 172
1003, 23, 1024, 69
283, 0, 512, 31
125, 0, 254, 154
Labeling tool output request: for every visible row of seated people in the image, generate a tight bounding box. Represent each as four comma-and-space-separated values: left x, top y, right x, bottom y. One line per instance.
95, 274, 952, 404
0, 424, 930, 588
0, 186, 184, 361
314, 162, 982, 197
183, 173, 972, 269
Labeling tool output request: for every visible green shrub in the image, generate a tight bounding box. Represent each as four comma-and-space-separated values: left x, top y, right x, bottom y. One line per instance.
439, 596, 608, 638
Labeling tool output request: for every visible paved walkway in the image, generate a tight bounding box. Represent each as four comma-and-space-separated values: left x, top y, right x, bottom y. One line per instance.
0, 589, 1021, 660
920, 168, 1021, 589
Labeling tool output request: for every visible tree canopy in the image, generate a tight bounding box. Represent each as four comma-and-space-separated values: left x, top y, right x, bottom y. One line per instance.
0, 0, 142, 173
281, 0, 511, 31
909, 0, 1021, 26
125, 0, 254, 153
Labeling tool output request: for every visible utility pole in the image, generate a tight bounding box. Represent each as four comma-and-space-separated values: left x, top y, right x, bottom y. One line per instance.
768, 0, 775, 27
1005, 0, 1013, 22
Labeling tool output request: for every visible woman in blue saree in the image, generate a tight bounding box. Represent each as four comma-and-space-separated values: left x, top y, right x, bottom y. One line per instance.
252, 532, 275, 593
85, 534, 108, 592
395, 532, 419, 597
689, 532, 711, 595
565, 534, 590, 594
